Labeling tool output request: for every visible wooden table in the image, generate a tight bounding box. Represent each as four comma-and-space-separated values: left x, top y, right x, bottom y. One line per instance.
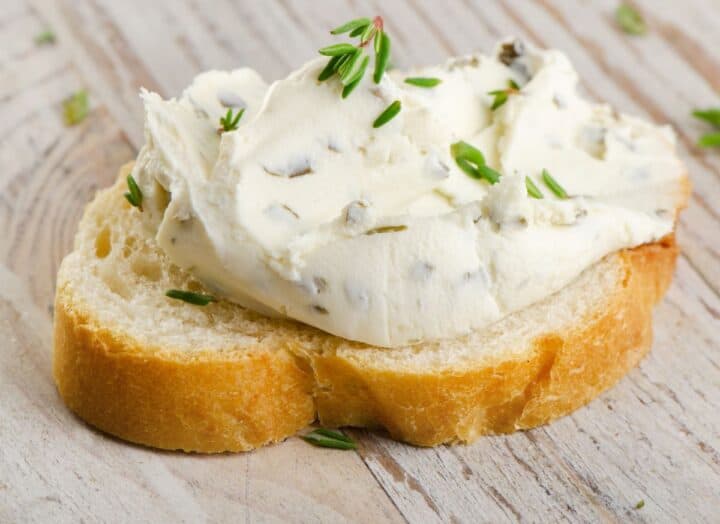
2, 0, 719, 522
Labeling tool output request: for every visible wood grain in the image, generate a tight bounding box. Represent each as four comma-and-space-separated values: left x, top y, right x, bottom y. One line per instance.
2, 0, 719, 522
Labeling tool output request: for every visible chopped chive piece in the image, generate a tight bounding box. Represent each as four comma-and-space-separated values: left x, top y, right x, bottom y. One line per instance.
165, 289, 216, 306
34, 29, 56, 45
635, 500, 645, 510
219, 108, 244, 132
318, 55, 343, 81
489, 90, 509, 110
312, 428, 355, 442
451, 141, 501, 185
451, 141, 486, 167
542, 169, 568, 198
525, 176, 543, 199
124, 174, 143, 210
477, 164, 501, 184
342, 56, 369, 98
62, 90, 89, 126
302, 429, 357, 450
373, 100, 401, 128
488, 79, 520, 110
698, 132, 720, 148
692, 108, 720, 127
318, 43, 357, 56
330, 17, 371, 35
373, 31, 391, 83
616, 4, 646, 35
404, 77, 442, 88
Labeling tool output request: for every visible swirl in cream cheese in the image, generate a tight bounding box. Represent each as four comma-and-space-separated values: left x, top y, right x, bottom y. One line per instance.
131, 41, 685, 347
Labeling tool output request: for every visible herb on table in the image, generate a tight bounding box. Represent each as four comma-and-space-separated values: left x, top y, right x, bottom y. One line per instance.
542, 169, 569, 199
450, 141, 501, 184
525, 176, 543, 199
635, 499, 645, 510
692, 108, 720, 148
318, 16, 391, 97
62, 90, 89, 126
165, 289, 216, 306
124, 174, 143, 211
488, 79, 520, 110
404, 77, 442, 88
219, 108, 244, 133
34, 29, 56, 45
302, 428, 357, 450
616, 4, 646, 36
373, 100, 401, 128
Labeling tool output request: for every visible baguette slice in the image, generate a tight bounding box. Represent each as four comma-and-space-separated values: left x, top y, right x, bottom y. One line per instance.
54, 164, 684, 452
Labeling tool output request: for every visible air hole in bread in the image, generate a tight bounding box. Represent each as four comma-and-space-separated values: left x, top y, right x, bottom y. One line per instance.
95, 227, 112, 258
130, 256, 163, 282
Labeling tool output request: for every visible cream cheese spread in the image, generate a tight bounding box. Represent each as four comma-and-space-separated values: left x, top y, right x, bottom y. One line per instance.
131, 40, 685, 347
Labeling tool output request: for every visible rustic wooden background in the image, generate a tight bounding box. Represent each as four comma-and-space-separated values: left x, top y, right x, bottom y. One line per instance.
1, 0, 719, 522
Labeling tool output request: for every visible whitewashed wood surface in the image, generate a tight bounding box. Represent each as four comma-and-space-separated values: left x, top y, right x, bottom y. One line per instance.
1, 0, 719, 522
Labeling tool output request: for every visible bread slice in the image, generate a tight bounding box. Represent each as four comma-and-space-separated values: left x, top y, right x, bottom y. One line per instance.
53, 163, 684, 452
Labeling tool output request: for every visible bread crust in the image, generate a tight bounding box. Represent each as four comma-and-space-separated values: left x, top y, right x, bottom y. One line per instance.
53, 232, 678, 452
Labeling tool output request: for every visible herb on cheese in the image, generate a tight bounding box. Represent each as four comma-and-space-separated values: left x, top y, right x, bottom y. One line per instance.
450, 141, 501, 184
62, 90, 89, 126
373, 100, 401, 128
165, 289, 216, 306
34, 29, 56, 46
542, 169, 569, 198
616, 4, 646, 36
488, 79, 521, 110
366, 224, 407, 235
219, 108, 244, 133
302, 428, 357, 450
318, 16, 391, 98
693, 108, 720, 148
525, 176, 543, 199
635, 499, 645, 510
404, 77, 442, 88
124, 174, 143, 210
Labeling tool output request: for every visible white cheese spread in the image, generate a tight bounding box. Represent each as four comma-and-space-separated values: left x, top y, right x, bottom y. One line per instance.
131, 40, 685, 347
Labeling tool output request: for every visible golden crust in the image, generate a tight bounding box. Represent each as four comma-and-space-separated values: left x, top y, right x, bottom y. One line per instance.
53, 234, 678, 452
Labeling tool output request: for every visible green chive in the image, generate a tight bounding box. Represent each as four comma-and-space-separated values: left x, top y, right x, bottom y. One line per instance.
692, 108, 720, 128
542, 169, 568, 198
616, 4, 646, 35
635, 500, 645, 510
318, 55, 343, 81
330, 17, 371, 35
302, 429, 357, 450
62, 90, 89, 126
450, 141, 486, 167
219, 108, 244, 132
318, 43, 357, 56
508, 78, 520, 90
373, 100, 401, 128
34, 29, 56, 45
165, 289, 216, 306
477, 164, 501, 184
698, 132, 720, 148
455, 158, 481, 179
373, 32, 391, 83
124, 174, 143, 210
525, 176, 543, 199
404, 77, 442, 88
489, 90, 509, 110
342, 56, 369, 97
